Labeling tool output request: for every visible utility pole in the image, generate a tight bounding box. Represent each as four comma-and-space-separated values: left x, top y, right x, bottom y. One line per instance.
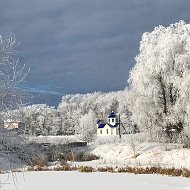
118, 114, 121, 139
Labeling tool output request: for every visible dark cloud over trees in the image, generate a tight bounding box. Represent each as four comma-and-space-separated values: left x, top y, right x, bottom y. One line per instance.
0, 0, 190, 95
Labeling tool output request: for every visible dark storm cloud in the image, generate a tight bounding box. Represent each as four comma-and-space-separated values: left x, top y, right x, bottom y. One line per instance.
0, 0, 190, 94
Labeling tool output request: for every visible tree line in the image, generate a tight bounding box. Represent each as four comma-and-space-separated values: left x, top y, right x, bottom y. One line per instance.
3, 21, 190, 145
7, 90, 134, 141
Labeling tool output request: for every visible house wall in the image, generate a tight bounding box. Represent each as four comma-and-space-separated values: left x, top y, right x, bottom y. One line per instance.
97, 124, 118, 136
97, 124, 127, 136
108, 118, 117, 126
4, 122, 24, 129
4, 122, 19, 129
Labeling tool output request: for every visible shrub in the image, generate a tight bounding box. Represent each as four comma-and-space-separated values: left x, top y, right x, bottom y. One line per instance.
97, 167, 114, 173
79, 166, 94, 172
29, 154, 48, 167
80, 153, 100, 161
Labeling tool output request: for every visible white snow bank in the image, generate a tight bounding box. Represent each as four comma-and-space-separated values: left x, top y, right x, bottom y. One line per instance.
29, 134, 190, 170
1, 171, 190, 190
74, 134, 190, 169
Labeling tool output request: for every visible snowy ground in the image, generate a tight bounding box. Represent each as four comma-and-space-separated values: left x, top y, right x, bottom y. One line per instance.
1, 134, 190, 190
71, 134, 190, 170
1, 171, 190, 190
30, 134, 190, 170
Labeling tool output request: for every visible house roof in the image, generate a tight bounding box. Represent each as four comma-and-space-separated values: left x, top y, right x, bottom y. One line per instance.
97, 112, 119, 129
98, 124, 106, 128
108, 111, 117, 118
98, 123, 119, 129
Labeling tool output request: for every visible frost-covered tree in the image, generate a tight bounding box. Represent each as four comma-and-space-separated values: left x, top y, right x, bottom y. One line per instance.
0, 34, 27, 114
0, 34, 41, 169
0, 33, 28, 125
18, 104, 59, 136
128, 21, 190, 141
76, 110, 96, 142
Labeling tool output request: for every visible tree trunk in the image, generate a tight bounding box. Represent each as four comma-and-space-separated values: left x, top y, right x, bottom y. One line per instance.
158, 75, 167, 115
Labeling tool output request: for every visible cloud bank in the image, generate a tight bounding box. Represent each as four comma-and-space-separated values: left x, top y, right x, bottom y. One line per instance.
0, 0, 190, 94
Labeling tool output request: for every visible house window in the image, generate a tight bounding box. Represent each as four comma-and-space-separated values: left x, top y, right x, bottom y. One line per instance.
112, 118, 114, 122
100, 130, 102, 134
107, 129, 109, 134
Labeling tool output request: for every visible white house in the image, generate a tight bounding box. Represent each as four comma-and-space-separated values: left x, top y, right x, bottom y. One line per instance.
97, 112, 124, 136
4, 119, 25, 130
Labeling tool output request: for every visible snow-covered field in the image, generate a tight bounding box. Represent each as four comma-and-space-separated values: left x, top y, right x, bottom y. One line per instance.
72, 134, 190, 170
30, 134, 190, 170
1, 134, 190, 190
1, 171, 190, 190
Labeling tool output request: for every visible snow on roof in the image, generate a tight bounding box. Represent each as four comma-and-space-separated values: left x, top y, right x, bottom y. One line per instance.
96, 119, 101, 124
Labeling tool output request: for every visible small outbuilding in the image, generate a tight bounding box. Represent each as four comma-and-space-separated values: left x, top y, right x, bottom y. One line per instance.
4, 119, 25, 130
97, 112, 124, 136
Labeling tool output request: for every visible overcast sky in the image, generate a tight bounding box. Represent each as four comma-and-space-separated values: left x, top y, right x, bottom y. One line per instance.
1, 0, 190, 95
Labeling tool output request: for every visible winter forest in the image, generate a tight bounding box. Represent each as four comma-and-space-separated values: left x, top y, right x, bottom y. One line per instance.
2, 21, 190, 189
4, 21, 190, 145
8, 90, 132, 140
